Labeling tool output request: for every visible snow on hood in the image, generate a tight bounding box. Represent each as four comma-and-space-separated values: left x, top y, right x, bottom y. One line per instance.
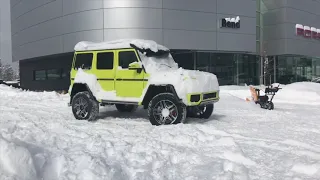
136, 51, 220, 103
148, 68, 220, 103
74, 39, 169, 52
137, 51, 179, 73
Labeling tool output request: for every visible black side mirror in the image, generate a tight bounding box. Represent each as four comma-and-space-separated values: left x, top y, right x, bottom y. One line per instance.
128, 67, 142, 73
136, 68, 142, 73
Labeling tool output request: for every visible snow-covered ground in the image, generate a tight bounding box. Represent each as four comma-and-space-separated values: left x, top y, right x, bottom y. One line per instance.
0, 82, 320, 180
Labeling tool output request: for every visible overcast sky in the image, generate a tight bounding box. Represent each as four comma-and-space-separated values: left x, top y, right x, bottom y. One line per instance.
0, 0, 13, 67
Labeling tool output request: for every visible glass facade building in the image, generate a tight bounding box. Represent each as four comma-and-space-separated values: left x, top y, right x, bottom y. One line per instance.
262, 0, 320, 85
172, 51, 260, 86
276, 55, 320, 84
10, 0, 320, 91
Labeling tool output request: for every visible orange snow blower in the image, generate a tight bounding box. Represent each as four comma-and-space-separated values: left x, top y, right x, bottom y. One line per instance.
249, 85, 281, 110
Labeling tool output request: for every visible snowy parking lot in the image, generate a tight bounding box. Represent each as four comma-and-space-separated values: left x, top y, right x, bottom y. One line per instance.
0, 82, 320, 180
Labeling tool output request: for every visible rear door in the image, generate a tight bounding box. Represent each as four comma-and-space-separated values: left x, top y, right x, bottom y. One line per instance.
71, 52, 94, 84
95, 50, 116, 91
115, 49, 145, 98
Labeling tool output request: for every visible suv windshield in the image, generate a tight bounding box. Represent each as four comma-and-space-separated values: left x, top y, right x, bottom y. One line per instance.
138, 51, 179, 73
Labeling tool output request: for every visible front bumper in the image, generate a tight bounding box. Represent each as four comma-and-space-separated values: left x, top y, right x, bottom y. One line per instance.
186, 90, 220, 106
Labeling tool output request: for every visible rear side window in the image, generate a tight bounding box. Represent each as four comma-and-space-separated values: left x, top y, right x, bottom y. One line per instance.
97, 52, 114, 69
119, 51, 138, 69
34, 70, 46, 80
74, 53, 93, 70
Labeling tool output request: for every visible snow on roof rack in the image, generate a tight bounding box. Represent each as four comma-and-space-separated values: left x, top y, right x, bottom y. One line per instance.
74, 39, 169, 53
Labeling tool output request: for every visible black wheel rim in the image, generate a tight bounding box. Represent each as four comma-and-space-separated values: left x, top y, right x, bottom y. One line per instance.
153, 100, 178, 125
74, 97, 89, 118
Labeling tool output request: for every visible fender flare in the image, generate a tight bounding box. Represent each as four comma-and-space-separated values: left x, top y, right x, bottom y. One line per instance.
70, 83, 96, 104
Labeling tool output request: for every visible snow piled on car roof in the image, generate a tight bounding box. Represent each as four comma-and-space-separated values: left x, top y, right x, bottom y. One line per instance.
74, 39, 169, 52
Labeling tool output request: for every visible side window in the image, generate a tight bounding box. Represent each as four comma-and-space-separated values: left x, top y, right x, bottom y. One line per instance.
97, 52, 114, 69
34, 70, 46, 80
119, 51, 138, 69
74, 53, 93, 70
47, 69, 62, 80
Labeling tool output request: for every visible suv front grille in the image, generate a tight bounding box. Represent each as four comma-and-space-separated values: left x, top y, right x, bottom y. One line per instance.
190, 94, 200, 102
203, 92, 217, 100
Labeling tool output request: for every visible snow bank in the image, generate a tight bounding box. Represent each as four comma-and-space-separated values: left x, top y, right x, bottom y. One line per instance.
273, 82, 320, 105
1, 79, 320, 180
0, 135, 37, 180
0, 84, 66, 102
221, 82, 320, 105
74, 39, 169, 52
291, 163, 320, 176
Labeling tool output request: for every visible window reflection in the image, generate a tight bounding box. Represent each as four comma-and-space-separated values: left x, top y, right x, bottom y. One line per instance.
276, 55, 318, 84
172, 51, 194, 70
196, 52, 210, 72
312, 58, 320, 79
172, 51, 260, 86
211, 53, 237, 85
172, 51, 320, 85
238, 54, 260, 85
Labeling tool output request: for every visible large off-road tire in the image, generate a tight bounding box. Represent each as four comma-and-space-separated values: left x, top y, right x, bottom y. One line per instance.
148, 93, 186, 126
187, 103, 214, 119
71, 91, 99, 121
115, 104, 138, 112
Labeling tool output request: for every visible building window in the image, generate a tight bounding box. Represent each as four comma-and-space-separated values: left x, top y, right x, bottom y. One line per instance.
276, 55, 314, 84
237, 54, 260, 85
119, 51, 138, 69
172, 52, 195, 70
34, 70, 46, 81
212, 53, 237, 85
47, 69, 62, 80
196, 52, 210, 72
62, 70, 67, 78
97, 52, 114, 69
74, 53, 93, 70
33, 68, 66, 81
312, 58, 320, 78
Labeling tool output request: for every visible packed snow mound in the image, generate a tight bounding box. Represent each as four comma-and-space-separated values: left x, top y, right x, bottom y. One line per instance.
0, 85, 66, 101
273, 82, 320, 105
74, 39, 169, 52
1, 81, 320, 180
222, 82, 320, 105
279, 82, 320, 92
0, 135, 37, 180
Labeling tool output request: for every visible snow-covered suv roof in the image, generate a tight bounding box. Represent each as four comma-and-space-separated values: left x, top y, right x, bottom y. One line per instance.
74, 39, 169, 53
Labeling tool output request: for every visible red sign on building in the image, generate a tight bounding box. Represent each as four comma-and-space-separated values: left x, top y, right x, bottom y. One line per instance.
296, 24, 320, 39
